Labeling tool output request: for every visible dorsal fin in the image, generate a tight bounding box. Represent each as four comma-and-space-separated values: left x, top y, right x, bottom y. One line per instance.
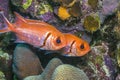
25, 18, 43, 24
14, 12, 27, 24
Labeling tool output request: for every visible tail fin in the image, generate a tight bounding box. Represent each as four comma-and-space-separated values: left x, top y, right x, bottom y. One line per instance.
0, 11, 13, 33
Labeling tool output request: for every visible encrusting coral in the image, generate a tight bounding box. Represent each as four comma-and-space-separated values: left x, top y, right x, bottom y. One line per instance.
58, 6, 71, 20
24, 58, 63, 80
13, 44, 43, 80
24, 58, 89, 80
83, 13, 100, 32
52, 64, 89, 80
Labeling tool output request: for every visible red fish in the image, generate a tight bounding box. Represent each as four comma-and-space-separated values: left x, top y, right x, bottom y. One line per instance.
0, 11, 66, 50
62, 33, 90, 56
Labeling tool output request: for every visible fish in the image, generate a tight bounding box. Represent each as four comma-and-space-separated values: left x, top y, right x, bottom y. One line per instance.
62, 33, 90, 56
0, 11, 66, 50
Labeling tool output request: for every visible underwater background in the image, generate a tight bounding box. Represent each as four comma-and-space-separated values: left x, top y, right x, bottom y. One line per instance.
0, 0, 120, 80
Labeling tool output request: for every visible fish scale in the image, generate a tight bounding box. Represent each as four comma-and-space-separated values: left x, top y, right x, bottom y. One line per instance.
0, 11, 90, 56
0, 11, 66, 50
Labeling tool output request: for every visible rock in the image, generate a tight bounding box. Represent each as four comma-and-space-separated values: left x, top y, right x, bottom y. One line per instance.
12, 44, 43, 80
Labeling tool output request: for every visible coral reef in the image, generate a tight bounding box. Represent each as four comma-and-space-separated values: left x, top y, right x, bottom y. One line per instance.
24, 58, 63, 80
88, 0, 98, 10
68, 2, 82, 17
52, 64, 89, 80
40, 58, 63, 80
0, 71, 6, 80
99, 0, 119, 23
0, 0, 9, 19
11, 0, 54, 22
113, 26, 120, 40
116, 74, 120, 80
58, 6, 71, 20
0, 0, 120, 80
13, 44, 43, 80
78, 42, 117, 80
101, 0, 119, 16
0, 48, 12, 80
24, 58, 88, 80
116, 42, 120, 67
0, 0, 11, 33
83, 13, 100, 32
113, 9, 120, 40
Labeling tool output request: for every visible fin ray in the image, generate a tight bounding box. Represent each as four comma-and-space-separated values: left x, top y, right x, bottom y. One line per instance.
0, 11, 13, 30
14, 12, 26, 24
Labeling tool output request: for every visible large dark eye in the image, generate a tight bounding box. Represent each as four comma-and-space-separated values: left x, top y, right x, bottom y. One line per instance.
56, 37, 61, 44
80, 44, 84, 49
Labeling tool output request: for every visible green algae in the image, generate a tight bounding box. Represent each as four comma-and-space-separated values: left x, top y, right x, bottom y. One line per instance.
113, 26, 120, 40
0, 71, 6, 80
22, 0, 33, 10
83, 13, 100, 32
114, 11, 120, 40
94, 56, 103, 65
38, 2, 53, 15
0, 48, 10, 61
116, 42, 120, 67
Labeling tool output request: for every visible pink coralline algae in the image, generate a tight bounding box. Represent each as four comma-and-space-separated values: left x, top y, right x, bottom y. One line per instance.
99, 0, 119, 23
101, 0, 119, 15
79, 42, 117, 80
36, 12, 55, 22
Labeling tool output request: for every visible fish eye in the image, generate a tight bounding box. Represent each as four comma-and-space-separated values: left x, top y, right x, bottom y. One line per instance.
80, 44, 84, 49
56, 37, 61, 44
